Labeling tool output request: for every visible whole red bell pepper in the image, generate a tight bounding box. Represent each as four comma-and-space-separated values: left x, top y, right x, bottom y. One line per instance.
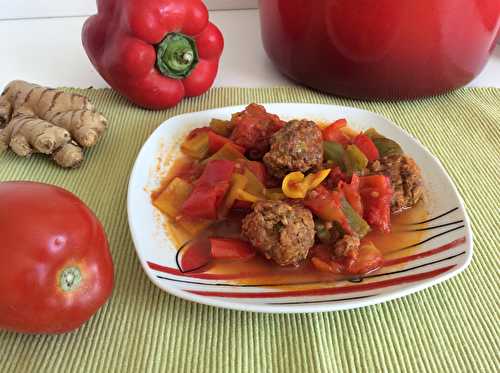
82, 0, 224, 109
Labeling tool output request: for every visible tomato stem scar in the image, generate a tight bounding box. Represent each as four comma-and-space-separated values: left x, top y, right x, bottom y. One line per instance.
60, 266, 82, 292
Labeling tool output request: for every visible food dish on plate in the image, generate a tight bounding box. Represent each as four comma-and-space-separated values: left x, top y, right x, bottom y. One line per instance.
151, 104, 427, 280
127, 103, 471, 313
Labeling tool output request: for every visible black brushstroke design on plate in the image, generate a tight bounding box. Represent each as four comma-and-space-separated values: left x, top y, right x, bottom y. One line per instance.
157, 251, 466, 288
267, 294, 378, 305
401, 220, 463, 232
386, 224, 465, 254
171, 208, 464, 278
175, 239, 211, 274
405, 207, 459, 225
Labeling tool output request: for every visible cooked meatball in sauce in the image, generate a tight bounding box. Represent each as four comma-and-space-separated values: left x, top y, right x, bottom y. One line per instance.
241, 200, 315, 266
263, 120, 323, 179
368, 154, 424, 213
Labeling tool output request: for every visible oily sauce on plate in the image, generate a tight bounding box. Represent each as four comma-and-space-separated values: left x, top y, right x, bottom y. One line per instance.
163, 200, 428, 290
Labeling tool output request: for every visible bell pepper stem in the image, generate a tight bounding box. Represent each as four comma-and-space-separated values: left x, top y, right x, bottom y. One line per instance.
156, 32, 199, 79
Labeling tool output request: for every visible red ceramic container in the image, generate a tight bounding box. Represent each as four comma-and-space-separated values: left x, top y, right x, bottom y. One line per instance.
259, 0, 500, 99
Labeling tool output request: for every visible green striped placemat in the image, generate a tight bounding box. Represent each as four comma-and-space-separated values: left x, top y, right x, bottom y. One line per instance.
1, 87, 498, 373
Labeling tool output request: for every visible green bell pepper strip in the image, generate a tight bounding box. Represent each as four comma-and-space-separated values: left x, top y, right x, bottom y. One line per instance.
344, 144, 368, 175
340, 196, 371, 238
323, 141, 346, 170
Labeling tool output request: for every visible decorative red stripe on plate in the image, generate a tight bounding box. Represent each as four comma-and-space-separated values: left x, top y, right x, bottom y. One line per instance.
383, 237, 466, 267
187, 265, 455, 298
147, 237, 465, 280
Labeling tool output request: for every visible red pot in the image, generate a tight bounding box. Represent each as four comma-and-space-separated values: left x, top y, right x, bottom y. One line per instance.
259, 0, 500, 99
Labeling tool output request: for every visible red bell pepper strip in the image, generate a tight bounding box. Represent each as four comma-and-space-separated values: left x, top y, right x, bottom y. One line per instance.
311, 240, 382, 276
185, 127, 245, 156
353, 134, 379, 161
207, 131, 246, 155
338, 174, 363, 216
179, 238, 212, 272
345, 240, 383, 275
181, 160, 235, 219
322, 119, 350, 145
82, 0, 224, 109
359, 175, 393, 233
246, 161, 267, 185
327, 165, 349, 189
304, 186, 351, 233
326, 119, 347, 131
209, 238, 256, 260
230, 103, 285, 157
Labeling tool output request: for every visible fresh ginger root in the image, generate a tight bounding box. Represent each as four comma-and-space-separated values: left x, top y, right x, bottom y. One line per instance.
0, 80, 107, 168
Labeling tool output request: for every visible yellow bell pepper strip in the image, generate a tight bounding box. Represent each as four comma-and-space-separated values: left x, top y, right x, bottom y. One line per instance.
344, 144, 368, 175
282, 169, 331, 199
265, 188, 286, 200
209, 118, 233, 137
282, 171, 309, 198
340, 126, 360, 139
153, 177, 193, 219
220, 173, 248, 216
176, 216, 212, 236
306, 169, 332, 190
206, 142, 245, 162
236, 190, 261, 203
243, 168, 266, 199
181, 131, 209, 159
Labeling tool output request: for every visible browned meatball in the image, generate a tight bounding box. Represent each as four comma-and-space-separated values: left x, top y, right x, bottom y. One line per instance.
368, 154, 424, 213
263, 119, 323, 179
333, 235, 360, 258
241, 200, 315, 266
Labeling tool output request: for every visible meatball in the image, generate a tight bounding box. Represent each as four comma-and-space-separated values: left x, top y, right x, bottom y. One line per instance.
333, 235, 360, 259
263, 119, 323, 179
241, 200, 315, 266
368, 154, 424, 213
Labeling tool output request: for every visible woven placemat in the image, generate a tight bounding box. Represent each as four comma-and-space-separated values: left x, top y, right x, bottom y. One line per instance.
0, 87, 498, 373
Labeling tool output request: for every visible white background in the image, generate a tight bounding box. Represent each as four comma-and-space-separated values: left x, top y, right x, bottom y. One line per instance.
0, 1, 498, 90
0, 0, 258, 19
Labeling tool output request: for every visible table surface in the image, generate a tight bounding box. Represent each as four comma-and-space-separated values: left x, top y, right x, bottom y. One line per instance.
1, 9, 500, 90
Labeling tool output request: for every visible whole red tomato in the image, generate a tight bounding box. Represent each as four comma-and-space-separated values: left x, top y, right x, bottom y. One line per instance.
0, 182, 114, 334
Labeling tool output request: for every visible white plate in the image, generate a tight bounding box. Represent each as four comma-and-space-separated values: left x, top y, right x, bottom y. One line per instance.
127, 104, 473, 313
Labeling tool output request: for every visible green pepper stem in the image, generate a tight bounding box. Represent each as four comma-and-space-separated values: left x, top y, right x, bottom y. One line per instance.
156, 32, 199, 79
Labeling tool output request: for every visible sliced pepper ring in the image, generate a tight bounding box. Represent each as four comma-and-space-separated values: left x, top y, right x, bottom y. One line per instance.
282, 169, 331, 199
